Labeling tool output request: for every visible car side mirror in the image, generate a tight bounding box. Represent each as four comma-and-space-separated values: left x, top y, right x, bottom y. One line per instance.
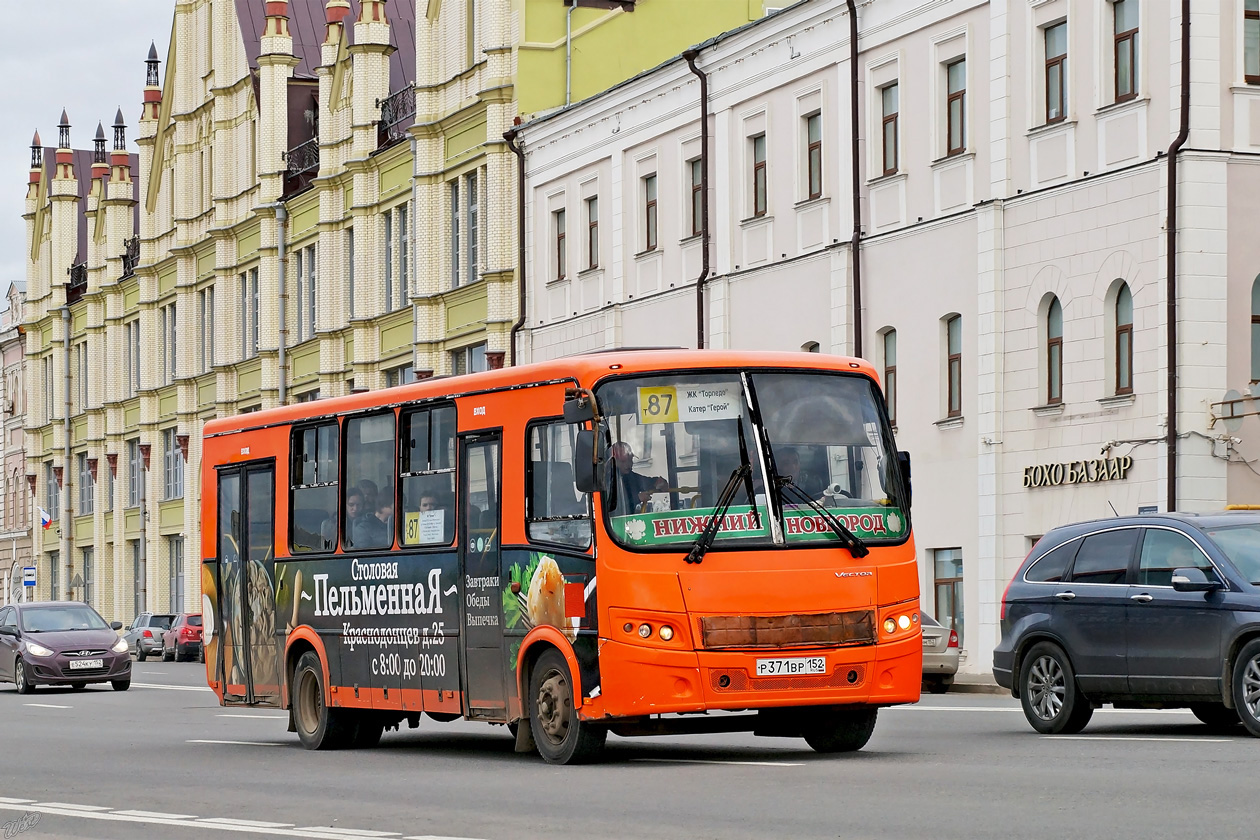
897, 450, 912, 509
0, 626, 18, 638
110, 620, 123, 631
1172, 567, 1223, 593
124, 625, 131, 630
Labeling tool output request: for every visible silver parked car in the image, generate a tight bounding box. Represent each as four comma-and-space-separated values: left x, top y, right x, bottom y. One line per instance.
122, 613, 175, 661
921, 613, 960, 693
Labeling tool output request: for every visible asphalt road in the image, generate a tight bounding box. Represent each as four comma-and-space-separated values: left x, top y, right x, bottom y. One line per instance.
1, 662, 1253, 840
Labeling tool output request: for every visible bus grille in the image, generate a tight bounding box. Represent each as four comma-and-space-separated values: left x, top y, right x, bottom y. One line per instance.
709, 665, 867, 692
699, 610, 875, 649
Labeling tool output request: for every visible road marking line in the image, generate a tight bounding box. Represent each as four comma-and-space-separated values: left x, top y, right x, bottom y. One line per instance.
133, 681, 213, 692
0, 798, 35, 804
895, 705, 1192, 715
298, 829, 400, 837
217, 713, 288, 719
187, 739, 287, 746
199, 818, 296, 828
24, 703, 72, 709
404, 836, 491, 840
1044, 735, 1234, 743
112, 810, 198, 820
630, 758, 803, 767
34, 802, 111, 811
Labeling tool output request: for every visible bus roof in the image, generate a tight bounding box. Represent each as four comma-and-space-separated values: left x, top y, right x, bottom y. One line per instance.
202, 349, 877, 438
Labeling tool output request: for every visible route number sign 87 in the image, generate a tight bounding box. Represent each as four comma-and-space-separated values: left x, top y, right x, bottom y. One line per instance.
638, 386, 679, 424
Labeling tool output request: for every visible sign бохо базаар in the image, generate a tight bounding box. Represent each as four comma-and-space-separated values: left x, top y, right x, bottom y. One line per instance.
1023, 456, 1133, 489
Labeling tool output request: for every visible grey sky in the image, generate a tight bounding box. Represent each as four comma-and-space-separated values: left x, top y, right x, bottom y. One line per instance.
1, 1, 173, 307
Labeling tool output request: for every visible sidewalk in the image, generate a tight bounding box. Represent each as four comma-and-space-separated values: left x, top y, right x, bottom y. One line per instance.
945, 672, 1008, 696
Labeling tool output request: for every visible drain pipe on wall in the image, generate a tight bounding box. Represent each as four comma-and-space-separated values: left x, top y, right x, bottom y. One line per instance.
1166, 0, 1190, 513
505, 127, 528, 365
683, 49, 710, 350
846, 0, 863, 359
565, 0, 576, 106
61, 304, 72, 597
274, 203, 289, 404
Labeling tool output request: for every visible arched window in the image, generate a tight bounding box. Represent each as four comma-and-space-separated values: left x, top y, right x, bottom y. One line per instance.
801, 341, 820, 353
882, 329, 897, 426
1115, 283, 1133, 395
946, 315, 962, 417
1047, 297, 1063, 404
1251, 276, 1260, 382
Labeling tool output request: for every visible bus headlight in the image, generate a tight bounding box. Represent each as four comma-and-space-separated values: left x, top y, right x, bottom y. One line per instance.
638, 624, 653, 638
658, 625, 674, 642
883, 619, 897, 635
897, 614, 911, 630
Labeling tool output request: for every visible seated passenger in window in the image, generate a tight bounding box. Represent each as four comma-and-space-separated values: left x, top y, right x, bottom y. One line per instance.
609, 442, 667, 516
354, 494, 393, 549
777, 447, 829, 500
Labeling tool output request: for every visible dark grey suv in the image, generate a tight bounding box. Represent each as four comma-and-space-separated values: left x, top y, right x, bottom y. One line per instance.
994, 513, 1260, 736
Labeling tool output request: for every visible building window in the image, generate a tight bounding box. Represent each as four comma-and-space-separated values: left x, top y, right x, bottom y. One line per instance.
751, 134, 767, 217
295, 389, 321, 403
168, 535, 184, 613
125, 320, 141, 395
1047, 297, 1063, 404
104, 456, 114, 512
162, 428, 184, 500
72, 342, 87, 411
452, 343, 487, 376
346, 226, 355, 319
465, 173, 478, 285
449, 176, 478, 289
689, 159, 703, 236
643, 174, 658, 252
933, 548, 964, 648
385, 364, 416, 388
240, 269, 259, 358
946, 314, 962, 417
45, 461, 59, 522
1247, 0, 1259, 84
77, 452, 93, 516
1045, 22, 1068, 123
1116, 283, 1133, 394
946, 59, 966, 156
159, 302, 176, 385
803, 113, 823, 200
131, 540, 144, 614
451, 181, 461, 287
198, 288, 215, 372
48, 551, 59, 602
554, 209, 566, 281
397, 202, 409, 308
585, 196, 599, 270
127, 439, 141, 508
883, 329, 897, 427
43, 356, 53, 421
1114, 0, 1138, 101
81, 546, 93, 606
881, 83, 899, 175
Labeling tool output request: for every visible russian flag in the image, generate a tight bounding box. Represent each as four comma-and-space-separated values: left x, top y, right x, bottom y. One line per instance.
39, 507, 51, 529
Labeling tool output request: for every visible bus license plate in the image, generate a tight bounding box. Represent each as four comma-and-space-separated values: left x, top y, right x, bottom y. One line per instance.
755, 656, 826, 677
69, 659, 103, 670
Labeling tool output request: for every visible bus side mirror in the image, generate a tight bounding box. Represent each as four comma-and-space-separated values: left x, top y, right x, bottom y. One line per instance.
897, 450, 912, 508
563, 388, 596, 424
574, 429, 604, 494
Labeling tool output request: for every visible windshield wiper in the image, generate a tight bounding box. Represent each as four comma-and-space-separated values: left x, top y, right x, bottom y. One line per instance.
735, 421, 760, 531
777, 478, 870, 558
685, 465, 751, 565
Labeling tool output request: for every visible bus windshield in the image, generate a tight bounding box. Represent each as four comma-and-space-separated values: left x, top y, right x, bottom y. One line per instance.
596, 369, 907, 551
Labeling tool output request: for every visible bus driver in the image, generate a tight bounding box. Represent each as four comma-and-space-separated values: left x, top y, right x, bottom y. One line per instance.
609, 442, 667, 515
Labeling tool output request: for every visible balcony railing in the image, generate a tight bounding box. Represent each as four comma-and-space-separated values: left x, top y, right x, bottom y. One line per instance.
284, 137, 320, 196
67, 262, 87, 305
121, 236, 139, 279
377, 86, 416, 149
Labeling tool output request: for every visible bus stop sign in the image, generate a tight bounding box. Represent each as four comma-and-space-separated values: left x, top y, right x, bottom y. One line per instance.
22, 567, 35, 587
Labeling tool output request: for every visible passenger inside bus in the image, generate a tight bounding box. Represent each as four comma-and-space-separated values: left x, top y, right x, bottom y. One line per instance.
609, 442, 667, 516
776, 447, 828, 499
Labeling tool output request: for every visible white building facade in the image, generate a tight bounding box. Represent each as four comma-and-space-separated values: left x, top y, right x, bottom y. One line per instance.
517, 0, 1260, 674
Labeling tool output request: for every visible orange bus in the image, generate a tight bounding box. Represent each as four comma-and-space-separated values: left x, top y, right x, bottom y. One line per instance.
201, 349, 919, 763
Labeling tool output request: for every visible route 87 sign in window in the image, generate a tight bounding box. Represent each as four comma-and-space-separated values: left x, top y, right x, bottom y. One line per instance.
637, 384, 741, 425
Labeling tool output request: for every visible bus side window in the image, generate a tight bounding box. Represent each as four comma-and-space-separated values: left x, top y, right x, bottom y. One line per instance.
400, 405, 457, 547
526, 420, 592, 549
343, 413, 397, 552
291, 422, 339, 553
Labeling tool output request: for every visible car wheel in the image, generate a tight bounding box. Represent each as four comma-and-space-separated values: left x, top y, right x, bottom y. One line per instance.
198, 646, 204, 664
802, 706, 878, 753
137, 647, 147, 662
13, 659, 34, 695
111, 679, 130, 691
292, 651, 353, 750
1018, 642, 1093, 735
529, 648, 606, 765
1190, 702, 1241, 732
1230, 638, 1260, 738
162, 645, 174, 662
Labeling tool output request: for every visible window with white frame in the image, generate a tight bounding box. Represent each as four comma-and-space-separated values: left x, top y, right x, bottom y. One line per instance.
45, 460, 59, 521
346, 226, 355, 319
162, 428, 183, 500
159, 301, 176, 385
881, 84, 899, 175
450, 173, 479, 288
397, 202, 409, 307
104, 456, 113, 512
240, 268, 259, 358
124, 319, 141, 395
198, 287, 215, 373
127, 438, 142, 508
43, 355, 53, 421
945, 59, 966, 156
450, 180, 460, 287
295, 389, 321, 403
131, 540, 144, 613
451, 343, 487, 376
77, 452, 93, 515
81, 546, 93, 606
295, 244, 316, 342
466, 172, 478, 284
168, 535, 184, 613
933, 548, 964, 646
1044, 22, 1068, 123
74, 341, 88, 411
804, 113, 822, 200
385, 363, 416, 388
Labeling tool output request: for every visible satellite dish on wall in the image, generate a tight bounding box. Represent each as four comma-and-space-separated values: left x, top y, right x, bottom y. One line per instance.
1222, 389, 1244, 435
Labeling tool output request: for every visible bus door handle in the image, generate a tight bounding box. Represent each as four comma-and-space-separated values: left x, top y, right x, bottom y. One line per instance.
1129, 593, 1154, 603
1054, 591, 1076, 601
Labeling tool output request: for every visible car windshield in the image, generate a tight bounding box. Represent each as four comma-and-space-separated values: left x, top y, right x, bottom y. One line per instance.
150, 615, 175, 629
187, 615, 203, 627
1203, 523, 1260, 584
21, 605, 110, 632
751, 372, 908, 545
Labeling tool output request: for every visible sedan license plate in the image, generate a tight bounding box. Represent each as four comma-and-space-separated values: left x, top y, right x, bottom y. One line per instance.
755, 656, 826, 677
68, 658, 103, 670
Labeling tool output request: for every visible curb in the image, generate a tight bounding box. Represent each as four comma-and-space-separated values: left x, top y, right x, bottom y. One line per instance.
946, 681, 1009, 696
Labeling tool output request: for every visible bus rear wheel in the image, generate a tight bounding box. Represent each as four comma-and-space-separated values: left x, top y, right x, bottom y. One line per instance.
802, 706, 878, 753
528, 648, 606, 765
292, 651, 353, 750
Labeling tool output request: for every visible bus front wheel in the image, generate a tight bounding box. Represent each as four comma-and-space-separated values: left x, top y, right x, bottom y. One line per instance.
292, 651, 353, 750
528, 648, 606, 765
802, 706, 878, 753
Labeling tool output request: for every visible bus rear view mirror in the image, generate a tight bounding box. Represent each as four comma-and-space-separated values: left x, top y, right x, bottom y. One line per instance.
563, 388, 596, 424
574, 429, 603, 494
897, 450, 912, 508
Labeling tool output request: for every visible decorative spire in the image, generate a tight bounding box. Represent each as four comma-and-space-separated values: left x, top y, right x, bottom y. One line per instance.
146, 42, 160, 87
30, 131, 42, 169
113, 109, 126, 150
264, 0, 292, 38
93, 122, 107, 164
58, 109, 70, 149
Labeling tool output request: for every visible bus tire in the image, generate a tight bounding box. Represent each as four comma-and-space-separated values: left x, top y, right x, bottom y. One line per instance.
802, 706, 878, 753
528, 648, 606, 765
291, 651, 352, 750
351, 715, 384, 749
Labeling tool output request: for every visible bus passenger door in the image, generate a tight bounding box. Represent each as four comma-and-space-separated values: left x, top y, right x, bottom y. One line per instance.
216, 462, 280, 706
460, 434, 507, 719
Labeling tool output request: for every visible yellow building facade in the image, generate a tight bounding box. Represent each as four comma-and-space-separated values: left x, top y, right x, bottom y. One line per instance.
22, 0, 768, 621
